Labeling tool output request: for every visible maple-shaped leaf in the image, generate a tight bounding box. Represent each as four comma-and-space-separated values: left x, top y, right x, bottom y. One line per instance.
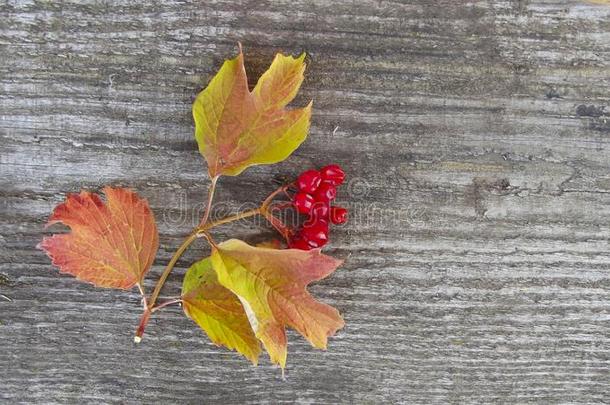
193, 48, 312, 177
38, 187, 159, 289
210, 239, 344, 368
182, 257, 261, 364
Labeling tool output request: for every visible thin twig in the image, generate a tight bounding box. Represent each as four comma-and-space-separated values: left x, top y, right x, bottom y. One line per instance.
198, 207, 261, 232
148, 231, 198, 309
151, 298, 182, 313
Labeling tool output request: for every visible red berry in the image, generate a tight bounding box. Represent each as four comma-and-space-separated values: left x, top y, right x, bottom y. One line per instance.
330, 206, 348, 224
310, 201, 330, 220
293, 192, 315, 214
310, 230, 330, 247
306, 237, 328, 249
320, 164, 345, 186
289, 236, 312, 250
314, 183, 336, 203
296, 170, 322, 194
302, 219, 329, 247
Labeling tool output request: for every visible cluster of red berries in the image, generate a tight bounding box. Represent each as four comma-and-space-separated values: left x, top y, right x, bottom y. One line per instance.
288, 164, 347, 250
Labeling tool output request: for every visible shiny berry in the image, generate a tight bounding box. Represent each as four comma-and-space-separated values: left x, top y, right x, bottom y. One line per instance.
302, 219, 329, 247
314, 182, 336, 203
308, 232, 330, 248
310, 201, 330, 220
296, 170, 322, 194
320, 164, 345, 186
306, 237, 327, 249
293, 192, 315, 214
330, 206, 348, 224
289, 237, 312, 250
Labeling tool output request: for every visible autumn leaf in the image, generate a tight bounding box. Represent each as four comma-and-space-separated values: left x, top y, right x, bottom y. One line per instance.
38, 187, 159, 290
210, 239, 344, 368
193, 48, 312, 177
182, 257, 261, 364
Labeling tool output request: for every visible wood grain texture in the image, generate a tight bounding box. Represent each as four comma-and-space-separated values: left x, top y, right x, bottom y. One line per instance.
1, 0, 609, 403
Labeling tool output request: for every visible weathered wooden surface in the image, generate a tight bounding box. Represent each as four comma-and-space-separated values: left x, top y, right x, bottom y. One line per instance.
1, 0, 610, 403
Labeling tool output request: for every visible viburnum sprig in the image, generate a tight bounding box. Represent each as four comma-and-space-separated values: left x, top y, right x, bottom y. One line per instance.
37, 45, 347, 370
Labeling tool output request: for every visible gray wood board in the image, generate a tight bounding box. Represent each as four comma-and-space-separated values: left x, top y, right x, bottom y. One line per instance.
1, 0, 609, 403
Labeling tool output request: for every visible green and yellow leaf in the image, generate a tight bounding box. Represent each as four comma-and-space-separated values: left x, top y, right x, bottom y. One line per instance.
182, 257, 261, 364
193, 48, 312, 177
210, 239, 344, 368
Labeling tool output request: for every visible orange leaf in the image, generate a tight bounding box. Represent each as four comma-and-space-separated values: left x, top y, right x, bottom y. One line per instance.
193, 48, 312, 177
210, 239, 344, 368
38, 187, 159, 289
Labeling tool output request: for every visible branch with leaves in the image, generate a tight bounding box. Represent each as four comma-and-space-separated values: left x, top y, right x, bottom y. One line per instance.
38, 46, 348, 370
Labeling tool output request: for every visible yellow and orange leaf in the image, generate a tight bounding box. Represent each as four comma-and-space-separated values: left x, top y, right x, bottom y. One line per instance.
182, 257, 261, 364
210, 239, 344, 368
38, 187, 158, 289
193, 48, 312, 177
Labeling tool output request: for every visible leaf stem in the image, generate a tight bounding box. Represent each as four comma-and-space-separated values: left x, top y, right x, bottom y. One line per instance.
136, 283, 148, 310
198, 176, 219, 228
151, 298, 182, 313
261, 185, 288, 209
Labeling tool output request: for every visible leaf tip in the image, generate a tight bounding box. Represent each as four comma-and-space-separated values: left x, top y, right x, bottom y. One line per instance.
297, 51, 307, 64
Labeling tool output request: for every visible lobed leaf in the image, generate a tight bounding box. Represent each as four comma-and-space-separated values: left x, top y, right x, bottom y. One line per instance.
193, 48, 312, 177
182, 257, 261, 364
210, 239, 344, 368
38, 187, 158, 290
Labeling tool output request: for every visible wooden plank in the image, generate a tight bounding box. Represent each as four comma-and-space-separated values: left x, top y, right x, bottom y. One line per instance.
1, 0, 609, 403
